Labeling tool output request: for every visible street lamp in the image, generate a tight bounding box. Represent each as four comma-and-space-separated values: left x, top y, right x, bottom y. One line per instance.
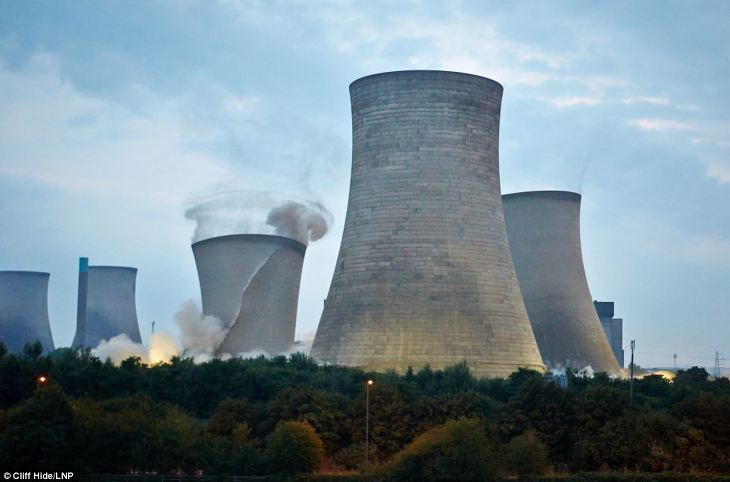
37, 375, 47, 391
365, 379, 374, 467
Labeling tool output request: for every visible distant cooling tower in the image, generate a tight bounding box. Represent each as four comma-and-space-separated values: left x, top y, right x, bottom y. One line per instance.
0, 271, 55, 353
502, 191, 621, 374
310, 70, 544, 378
71, 258, 142, 348
192, 234, 306, 355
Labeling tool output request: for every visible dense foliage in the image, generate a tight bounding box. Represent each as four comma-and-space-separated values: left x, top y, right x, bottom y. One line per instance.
383, 418, 498, 481
266, 420, 325, 475
1, 342, 730, 477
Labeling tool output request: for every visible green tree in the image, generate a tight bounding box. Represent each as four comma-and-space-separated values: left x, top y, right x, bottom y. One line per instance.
505, 430, 549, 476
208, 398, 255, 437
502, 373, 576, 464
385, 418, 498, 482
155, 407, 204, 474
0, 385, 80, 470
353, 377, 418, 459
266, 420, 325, 475
0, 353, 34, 408
268, 386, 350, 454
75, 395, 162, 473
22, 340, 43, 360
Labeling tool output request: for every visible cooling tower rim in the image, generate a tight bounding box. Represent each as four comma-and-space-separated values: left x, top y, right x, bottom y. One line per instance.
0, 270, 50, 277
350, 70, 503, 92
502, 190, 581, 202
191, 233, 306, 254
88, 266, 137, 272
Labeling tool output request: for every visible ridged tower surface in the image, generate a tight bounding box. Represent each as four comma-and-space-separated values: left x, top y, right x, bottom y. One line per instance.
72, 266, 142, 348
192, 234, 306, 356
310, 70, 544, 378
0, 271, 55, 353
502, 191, 621, 374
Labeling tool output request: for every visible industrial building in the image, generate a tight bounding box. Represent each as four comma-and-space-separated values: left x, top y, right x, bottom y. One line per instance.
310, 70, 544, 378
502, 191, 621, 375
71, 258, 142, 348
0, 271, 55, 354
595, 301, 624, 368
192, 234, 306, 355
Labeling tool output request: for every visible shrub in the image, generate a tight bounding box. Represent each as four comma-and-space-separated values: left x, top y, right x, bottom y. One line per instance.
335, 443, 366, 470
0, 385, 80, 471
266, 420, 325, 475
385, 418, 498, 481
505, 430, 550, 475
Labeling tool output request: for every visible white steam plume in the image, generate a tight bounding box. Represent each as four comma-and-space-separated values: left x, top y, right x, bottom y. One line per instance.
184, 191, 332, 245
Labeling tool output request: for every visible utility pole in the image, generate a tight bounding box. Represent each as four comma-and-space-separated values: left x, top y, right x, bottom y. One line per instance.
151, 320, 155, 335
629, 340, 635, 405
673, 353, 677, 370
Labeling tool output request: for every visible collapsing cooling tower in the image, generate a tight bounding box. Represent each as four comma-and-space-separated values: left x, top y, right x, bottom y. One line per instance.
0, 271, 55, 353
71, 258, 142, 348
502, 191, 621, 374
192, 234, 306, 355
310, 70, 544, 378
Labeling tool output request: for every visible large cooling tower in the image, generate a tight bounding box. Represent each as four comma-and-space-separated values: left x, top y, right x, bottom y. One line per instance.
502, 191, 621, 374
192, 234, 306, 355
310, 70, 544, 378
0, 271, 55, 353
71, 259, 142, 348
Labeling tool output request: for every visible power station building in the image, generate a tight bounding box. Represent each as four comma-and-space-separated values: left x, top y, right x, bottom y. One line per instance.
192, 234, 306, 355
502, 191, 621, 375
0, 271, 55, 354
310, 70, 545, 378
594, 301, 624, 368
71, 258, 142, 348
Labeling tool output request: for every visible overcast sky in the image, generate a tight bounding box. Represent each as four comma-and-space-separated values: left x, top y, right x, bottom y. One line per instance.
1, 0, 728, 369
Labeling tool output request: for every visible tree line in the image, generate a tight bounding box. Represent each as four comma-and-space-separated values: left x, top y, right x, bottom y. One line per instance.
1, 341, 729, 479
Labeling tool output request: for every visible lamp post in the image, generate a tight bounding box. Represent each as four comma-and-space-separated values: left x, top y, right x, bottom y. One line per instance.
37, 375, 47, 391
365, 379, 374, 466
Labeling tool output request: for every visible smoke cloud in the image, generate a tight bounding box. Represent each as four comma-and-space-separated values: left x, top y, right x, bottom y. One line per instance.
184, 191, 332, 245
93, 332, 182, 365
148, 332, 183, 364
93, 334, 148, 365
92, 300, 318, 366
173, 300, 228, 362
266, 200, 331, 244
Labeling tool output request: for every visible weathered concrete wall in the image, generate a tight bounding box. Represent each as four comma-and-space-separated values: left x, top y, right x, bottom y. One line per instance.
503, 191, 621, 375
192, 234, 305, 355
72, 264, 142, 348
310, 70, 544, 378
0, 271, 55, 353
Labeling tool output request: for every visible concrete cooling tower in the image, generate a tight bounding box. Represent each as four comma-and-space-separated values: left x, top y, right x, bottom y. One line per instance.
502, 191, 621, 374
0, 271, 55, 354
192, 234, 306, 355
71, 258, 142, 348
310, 70, 544, 378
